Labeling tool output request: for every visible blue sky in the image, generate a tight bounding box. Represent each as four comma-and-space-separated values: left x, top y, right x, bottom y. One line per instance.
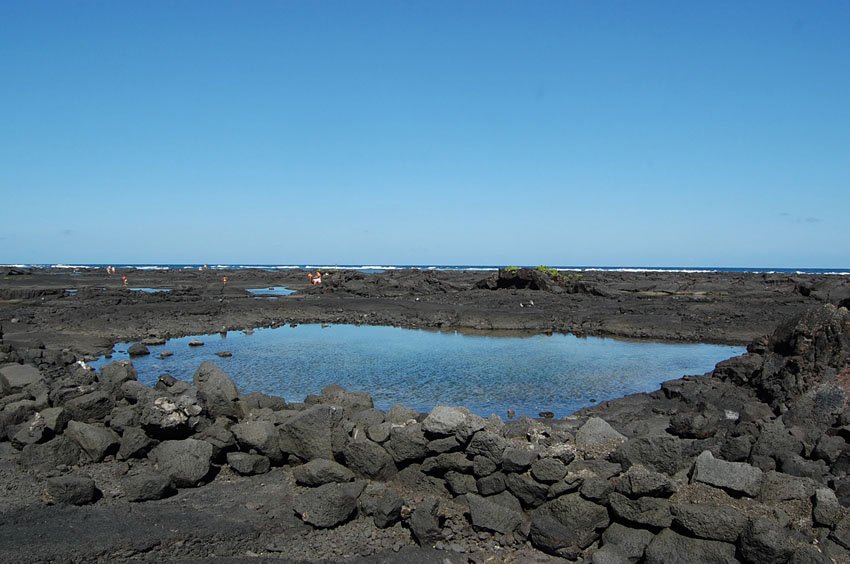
1, 1, 848, 267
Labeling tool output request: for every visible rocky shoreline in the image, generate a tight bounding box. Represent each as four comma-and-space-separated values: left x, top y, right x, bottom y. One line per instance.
1, 267, 850, 562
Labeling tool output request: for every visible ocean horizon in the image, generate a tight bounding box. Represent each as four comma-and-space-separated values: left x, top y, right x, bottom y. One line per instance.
2, 263, 849, 275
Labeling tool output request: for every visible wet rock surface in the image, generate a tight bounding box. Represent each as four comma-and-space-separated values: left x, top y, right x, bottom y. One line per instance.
0, 268, 849, 561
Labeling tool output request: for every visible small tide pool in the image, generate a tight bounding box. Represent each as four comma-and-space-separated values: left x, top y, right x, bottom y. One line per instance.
92, 324, 743, 419
129, 287, 171, 293
246, 287, 295, 296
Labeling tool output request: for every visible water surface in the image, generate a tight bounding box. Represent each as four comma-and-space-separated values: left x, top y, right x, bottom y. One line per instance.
93, 324, 743, 418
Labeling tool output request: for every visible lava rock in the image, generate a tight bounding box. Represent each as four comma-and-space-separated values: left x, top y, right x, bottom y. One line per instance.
601, 522, 654, 561
43, 475, 99, 505
193, 361, 239, 419
467, 493, 524, 535
122, 471, 174, 502
615, 464, 676, 498
19, 436, 81, 471
149, 438, 213, 487
409, 497, 442, 546
609, 492, 672, 528
278, 404, 342, 461
739, 517, 796, 563
644, 528, 737, 564
530, 458, 568, 483
384, 423, 429, 464
422, 405, 469, 436
64, 390, 114, 423
530, 493, 609, 557
226, 452, 271, 475
373, 489, 404, 528
671, 502, 747, 542
576, 417, 626, 458
292, 458, 355, 486
692, 450, 763, 497
294, 481, 366, 529
117, 427, 157, 460
502, 446, 538, 473
127, 343, 150, 357
65, 421, 120, 462
231, 420, 283, 464
341, 438, 397, 480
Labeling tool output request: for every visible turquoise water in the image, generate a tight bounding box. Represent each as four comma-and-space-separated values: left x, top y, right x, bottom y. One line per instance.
92, 324, 743, 418
128, 287, 171, 293
246, 287, 295, 296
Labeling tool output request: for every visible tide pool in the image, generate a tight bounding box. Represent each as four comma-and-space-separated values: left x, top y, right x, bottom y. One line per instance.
92, 324, 743, 418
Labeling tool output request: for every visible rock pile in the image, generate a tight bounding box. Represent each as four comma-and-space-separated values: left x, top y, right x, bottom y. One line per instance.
1, 305, 850, 561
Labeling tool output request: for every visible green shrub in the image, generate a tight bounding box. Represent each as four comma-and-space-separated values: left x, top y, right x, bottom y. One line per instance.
534, 265, 561, 279
504, 265, 520, 273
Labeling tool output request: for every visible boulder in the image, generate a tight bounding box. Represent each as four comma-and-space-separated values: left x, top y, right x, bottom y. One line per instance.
576, 417, 626, 458
644, 529, 737, 564
231, 420, 283, 463
466, 431, 508, 464
609, 492, 672, 528
692, 450, 763, 497
195, 417, 236, 459
671, 502, 747, 542
278, 404, 342, 461
97, 361, 138, 396
601, 522, 654, 561
739, 517, 797, 563
420, 452, 473, 475
341, 439, 397, 480
226, 452, 271, 475
530, 458, 568, 483
813, 487, 845, 528
309, 384, 373, 413
422, 406, 469, 436
615, 464, 676, 498
293, 481, 366, 528
758, 471, 817, 502
444, 471, 476, 496
505, 472, 548, 508
373, 489, 404, 528
192, 362, 239, 419
43, 475, 99, 506
502, 446, 538, 473
467, 493, 524, 535
530, 493, 609, 557
476, 472, 507, 496
127, 343, 149, 357
122, 471, 174, 501
64, 391, 113, 423
384, 423, 429, 464
473, 455, 499, 477
65, 421, 120, 462
19, 436, 81, 471
0, 363, 43, 390
117, 427, 157, 460
409, 497, 442, 546
292, 458, 355, 486
149, 439, 213, 487
612, 435, 686, 476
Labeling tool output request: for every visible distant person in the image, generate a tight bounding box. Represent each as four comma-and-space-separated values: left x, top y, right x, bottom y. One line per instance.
122, 275, 128, 287
308, 271, 322, 285
222, 276, 228, 285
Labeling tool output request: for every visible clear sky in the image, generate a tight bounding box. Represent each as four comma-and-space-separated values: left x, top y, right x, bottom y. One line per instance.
1, 1, 848, 267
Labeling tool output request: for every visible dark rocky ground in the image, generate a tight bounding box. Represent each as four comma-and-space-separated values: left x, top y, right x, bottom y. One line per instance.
1, 266, 850, 563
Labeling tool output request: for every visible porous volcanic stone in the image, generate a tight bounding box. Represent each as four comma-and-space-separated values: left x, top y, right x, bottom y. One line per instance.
422, 405, 469, 436
530, 493, 609, 557
292, 458, 354, 486
671, 502, 747, 542
65, 421, 119, 462
609, 492, 672, 528
226, 452, 271, 476
644, 529, 737, 564
410, 497, 442, 546
467, 493, 524, 535
43, 476, 98, 505
150, 439, 213, 487
193, 361, 239, 418
294, 481, 366, 529
122, 471, 173, 502
692, 450, 763, 497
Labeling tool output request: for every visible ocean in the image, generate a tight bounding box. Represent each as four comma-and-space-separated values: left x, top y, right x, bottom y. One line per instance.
3, 263, 850, 275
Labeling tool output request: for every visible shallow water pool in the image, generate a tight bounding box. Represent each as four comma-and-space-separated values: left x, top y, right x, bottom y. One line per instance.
246, 287, 295, 296
92, 324, 743, 418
